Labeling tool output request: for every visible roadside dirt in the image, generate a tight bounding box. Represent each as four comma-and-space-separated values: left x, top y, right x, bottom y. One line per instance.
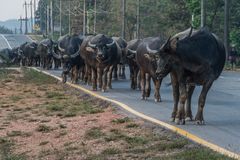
0, 68, 234, 160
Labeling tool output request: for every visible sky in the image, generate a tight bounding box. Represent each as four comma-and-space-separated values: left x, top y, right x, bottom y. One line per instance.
0, 0, 37, 21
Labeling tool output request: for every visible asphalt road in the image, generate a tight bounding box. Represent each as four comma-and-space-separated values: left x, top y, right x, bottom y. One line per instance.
0, 34, 32, 50
1, 34, 240, 156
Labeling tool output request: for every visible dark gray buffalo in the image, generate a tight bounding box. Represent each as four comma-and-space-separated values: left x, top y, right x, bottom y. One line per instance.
18, 42, 38, 66
125, 39, 142, 89
112, 37, 127, 79
57, 34, 85, 83
82, 34, 121, 92
36, 39, 56, 69
150, 27, 226, 125
136, 37, 165, 102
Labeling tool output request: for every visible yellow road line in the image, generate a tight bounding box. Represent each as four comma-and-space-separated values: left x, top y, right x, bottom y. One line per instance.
32, 67, 240, 160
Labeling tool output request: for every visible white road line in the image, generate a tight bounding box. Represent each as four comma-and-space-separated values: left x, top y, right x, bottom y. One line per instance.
0, 34, 12, 49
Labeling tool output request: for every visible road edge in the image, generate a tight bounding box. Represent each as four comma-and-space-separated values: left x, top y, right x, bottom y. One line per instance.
31, 67, 240, 160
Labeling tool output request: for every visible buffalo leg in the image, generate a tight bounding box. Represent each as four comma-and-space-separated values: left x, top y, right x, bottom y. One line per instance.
185, 84, 195, 121
145, 73, 151, 98
107, 65, 114, 89
176, 82, 187, 125
113, 64, 118, 80
129, 65, 134, 89
92, 68, 97, 91
140, 69, 146, 100
153, 78, 162, 102
195, 80, 213, 125
171, 72, 179, 122
102, 66, 109, 92
97, 67, 103, 89
121, 64, 126, 79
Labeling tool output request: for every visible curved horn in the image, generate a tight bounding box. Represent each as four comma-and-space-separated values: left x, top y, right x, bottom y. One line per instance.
127, 48, 137, 54
58, 45, 65, 52
188, 27, 193, 37
160, 36, 171, 50
106, 39, 115, 47
127, 53, 135, 59
88, 41, 96, 48
70, 48, 80, 58
29, 45, 35, 49
146, 44, 159, 54
42, 43, 48, 47
52, 50, 62, 59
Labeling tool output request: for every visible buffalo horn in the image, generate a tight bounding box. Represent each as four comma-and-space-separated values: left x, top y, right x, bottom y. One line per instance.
88, 41, 96, 48
106, 39, 115, 47
58, 45, 65, 52
128, 48, 137, 54
146, 44, 159, 54
70, 48, 80, 58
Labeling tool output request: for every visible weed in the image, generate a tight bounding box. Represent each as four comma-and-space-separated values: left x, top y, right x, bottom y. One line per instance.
126, 123, 139, 128
85, 127, 105, 139
36, 124, 52, 133
101, 148, 121, 155
111, 117, 130, 124
39, 141, 49, 146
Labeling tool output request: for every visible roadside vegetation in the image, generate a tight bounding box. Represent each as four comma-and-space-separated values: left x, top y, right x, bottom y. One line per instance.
0, 68, 235, 160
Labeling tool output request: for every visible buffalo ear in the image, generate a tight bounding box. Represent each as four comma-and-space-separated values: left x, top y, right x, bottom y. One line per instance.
144, 54, 151, 60
170, 37, 179, 52
86, 47, 95, 53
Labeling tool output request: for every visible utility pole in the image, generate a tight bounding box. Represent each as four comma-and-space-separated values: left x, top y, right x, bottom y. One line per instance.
86, 11, 90, 34
200, 0, 206, 27
136, 0, 140, 39
34, 0, 36, 25
19, 16, 24, 34
93, 0, 96, 34
60, 0, 62, 36
121, 0, 126, 39
224, 0, 230, 59
30, 0, 33, 33
83, 0, 86, 35
69, 0, 71, 35
24, 1, 28, 34
50, 0, 53, 38
46, 4, 49, 36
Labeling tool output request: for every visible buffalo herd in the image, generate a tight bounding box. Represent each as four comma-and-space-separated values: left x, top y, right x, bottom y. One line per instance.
1, 27, 226, 125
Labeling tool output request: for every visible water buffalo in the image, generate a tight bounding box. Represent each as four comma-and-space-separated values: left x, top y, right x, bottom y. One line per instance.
112, 37, 127, 80
83, 34, 121, 92
0, 47, 19, 64
136, 37, 165, 102
57, 34, 85, 83
125, 39, 142, 89
36, 39, 55, 69
153, 27, 226, 125
18, 42, 38, 66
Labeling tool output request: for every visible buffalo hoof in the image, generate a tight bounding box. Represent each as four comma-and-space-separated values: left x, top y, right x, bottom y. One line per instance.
108, 85, 112, 89
154, 98, 161, 102
102, 89, 107, 92
62, 76, 67, 83
175, 118, 185, 125
92, 88, 97, 91
141, 96, 146, 100
185, 117, 193, 121
196, 120, 205, 125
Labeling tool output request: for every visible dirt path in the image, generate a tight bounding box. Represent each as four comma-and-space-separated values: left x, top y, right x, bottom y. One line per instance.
0, 68, 234, 160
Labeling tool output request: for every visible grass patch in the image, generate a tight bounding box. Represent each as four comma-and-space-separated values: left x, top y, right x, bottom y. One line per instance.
85, 127, 105, 139
111, 117, 131, 124
126, 123, 139, 128
10, 96, 22, 102
161, 148, 234, 160
101, 148, 121, 155
46, 91, 65, 99
39, 141, 49, 146
36, 124, 53, 133
0, 137, 27, 160
20, 68, 57, 85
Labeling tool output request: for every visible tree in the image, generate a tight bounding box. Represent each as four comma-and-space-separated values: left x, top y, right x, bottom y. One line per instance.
0, 26, 13, 34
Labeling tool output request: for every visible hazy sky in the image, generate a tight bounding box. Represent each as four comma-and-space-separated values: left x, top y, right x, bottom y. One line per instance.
0, 0, 37, 21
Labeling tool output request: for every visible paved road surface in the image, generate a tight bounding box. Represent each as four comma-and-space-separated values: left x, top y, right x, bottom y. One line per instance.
1, 34, 240, 156
0, 34, 32, 50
